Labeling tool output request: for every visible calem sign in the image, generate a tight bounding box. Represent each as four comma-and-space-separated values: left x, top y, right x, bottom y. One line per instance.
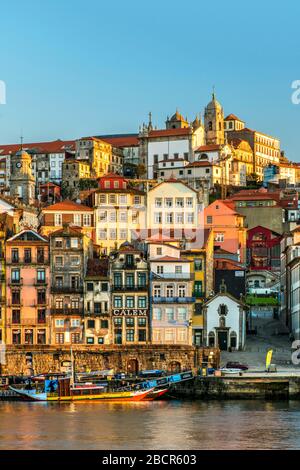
113, 309, 148, 316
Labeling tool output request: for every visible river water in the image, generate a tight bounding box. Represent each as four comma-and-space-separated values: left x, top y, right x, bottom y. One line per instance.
0, 400, 299, 450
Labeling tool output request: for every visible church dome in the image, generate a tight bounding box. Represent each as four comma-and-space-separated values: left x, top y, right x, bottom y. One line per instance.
169, 110, 185, 122
206, 93, 222, 111
15, 149, 31, 158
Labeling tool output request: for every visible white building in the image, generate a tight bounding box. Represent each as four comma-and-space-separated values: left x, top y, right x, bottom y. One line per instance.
203, 285, 247, 351
146, 180, 200, 240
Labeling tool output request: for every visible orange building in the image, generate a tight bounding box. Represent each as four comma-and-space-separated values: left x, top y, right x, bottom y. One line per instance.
204, 199, 247, 264
5, 229, 50, 345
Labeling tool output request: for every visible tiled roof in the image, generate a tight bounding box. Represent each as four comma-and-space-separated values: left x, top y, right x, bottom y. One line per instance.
86, 258, 109, 277
98, 135, 139, 147
186, 161, 212, 167
195, 144, 222, 152
224, 114, 244, 121
0, 139, 75, 156
148, 128, 191, 138
43, 199, 93, 212
150, 255, 190, 262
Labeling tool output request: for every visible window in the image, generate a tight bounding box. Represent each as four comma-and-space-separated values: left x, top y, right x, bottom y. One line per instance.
137, 272, 147, 287
12, 330, 21, 344
70, 256, 80, 266
71, 319, 80, 328
119, 195, 127, 204
109, 211, 117, 222
87, 282, 94, 292
11, 269, 20, 284
24, 330, 33, 345
138, 296, 147, 308
153, 285, 161, 297
186, 213, 194, 224
178, 307, 187, 321
109, 194, 116, 204
12, 309, 20, 324
175, 198, 184, 208
71, 238, 79, 248
99, 229, 107, 240
38, 309, 46, 323
114, 272, 122, 287
37, 329, 46, 345
101, 320, 109, 329
126, 296, 134, 308
37, 269, 45, 283
37, 248, 45, 263
207, 215, 213, 224
165, 329, 174, 341
175, 265, 182, 274
99, 194, 106, 204
37, 290, 46, 305
55, 238, 63, 248
73, 214, 81, 225
120, 229, 127, 239
55, 319, 64, 328
155, 198, 162, 208
12, 290, 20, 305
194, 280, 203, 297
156, 247, 162, 256
134, 196, 140, 205
119, 212, 127, 222
125, 273, 134, 288
94, 302, 102, 314
153, 308, 162, 320
126, 317, 134, 327
11, 249, 19, 263
110, 229, 117, 240
176, 213, 184, 224
138, 329, 146, 342
54, 213, 62, 226
114, 296, 122, 308
99, 211, 107, 222
186, 198, 193, 207
178, 285, 186, 297
166, 285, 174, 298
126, 329, 134, 342
194, 259, 202, 271
83, 214, 91, 226
165, 198, 173, 208
71, 333, 81, 344
87, 337, 94, 344
154, 212, 162, 224
24, 248, 31, 263
156, 266, 163, 274
165, 213, 173, 224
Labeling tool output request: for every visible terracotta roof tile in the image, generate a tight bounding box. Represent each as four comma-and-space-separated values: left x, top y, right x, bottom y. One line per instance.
43, 199, 93, 212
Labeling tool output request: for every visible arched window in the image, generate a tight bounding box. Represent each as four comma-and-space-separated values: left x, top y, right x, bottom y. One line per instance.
219, 316, 226, 328
208, 121, 213, 131
208, 331, 215, 347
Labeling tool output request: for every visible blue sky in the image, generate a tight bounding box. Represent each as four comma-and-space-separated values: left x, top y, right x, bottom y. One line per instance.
0, 0, 300, 160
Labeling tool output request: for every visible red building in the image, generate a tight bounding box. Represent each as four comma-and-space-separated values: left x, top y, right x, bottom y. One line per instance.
247, 225, 281, 271
39, 182, 61, 204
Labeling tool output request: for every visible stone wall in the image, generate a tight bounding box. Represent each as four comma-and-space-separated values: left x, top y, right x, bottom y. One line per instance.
0, 345, 220, 376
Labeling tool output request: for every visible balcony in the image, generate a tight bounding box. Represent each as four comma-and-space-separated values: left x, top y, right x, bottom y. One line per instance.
50, 308, 84, 316
151, 296, 195, 303
151, 272, 193, 280
8, 278, 23, 286
112, 285, 148, 292
51, 285, 84, 294
34, 279, 48, 286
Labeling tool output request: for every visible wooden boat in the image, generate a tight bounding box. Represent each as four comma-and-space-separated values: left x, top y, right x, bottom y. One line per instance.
10, 378, 153, 402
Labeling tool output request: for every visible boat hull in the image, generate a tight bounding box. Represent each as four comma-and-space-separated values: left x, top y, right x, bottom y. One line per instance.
9, 386, 151, 402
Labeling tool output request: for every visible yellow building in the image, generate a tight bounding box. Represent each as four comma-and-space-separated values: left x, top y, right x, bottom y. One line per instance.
182, 228, 214, 346
76, 137, 122, 177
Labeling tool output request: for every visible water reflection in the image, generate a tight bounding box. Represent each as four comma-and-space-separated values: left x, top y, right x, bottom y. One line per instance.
0, 400, 299, 449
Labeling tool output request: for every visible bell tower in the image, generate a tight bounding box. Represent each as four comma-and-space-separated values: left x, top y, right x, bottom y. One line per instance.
204, 91, 224, 145
10, 148, 35, 205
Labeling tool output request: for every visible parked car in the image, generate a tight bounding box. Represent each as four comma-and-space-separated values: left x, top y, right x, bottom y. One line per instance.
226, 361, 248, 371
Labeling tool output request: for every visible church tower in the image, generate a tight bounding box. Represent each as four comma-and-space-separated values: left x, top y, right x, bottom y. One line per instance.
10, 149, 35, 205
204, 92, 225, 145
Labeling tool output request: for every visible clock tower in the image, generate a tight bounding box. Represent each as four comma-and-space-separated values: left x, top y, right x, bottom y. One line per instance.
10, 149, 35, 205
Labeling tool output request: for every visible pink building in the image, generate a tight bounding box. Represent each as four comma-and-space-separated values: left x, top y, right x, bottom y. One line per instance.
5, 229, 50, 346
204, 199, 247, 263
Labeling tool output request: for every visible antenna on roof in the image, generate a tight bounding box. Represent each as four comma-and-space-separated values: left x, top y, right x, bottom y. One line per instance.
20, 131, 23, 151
